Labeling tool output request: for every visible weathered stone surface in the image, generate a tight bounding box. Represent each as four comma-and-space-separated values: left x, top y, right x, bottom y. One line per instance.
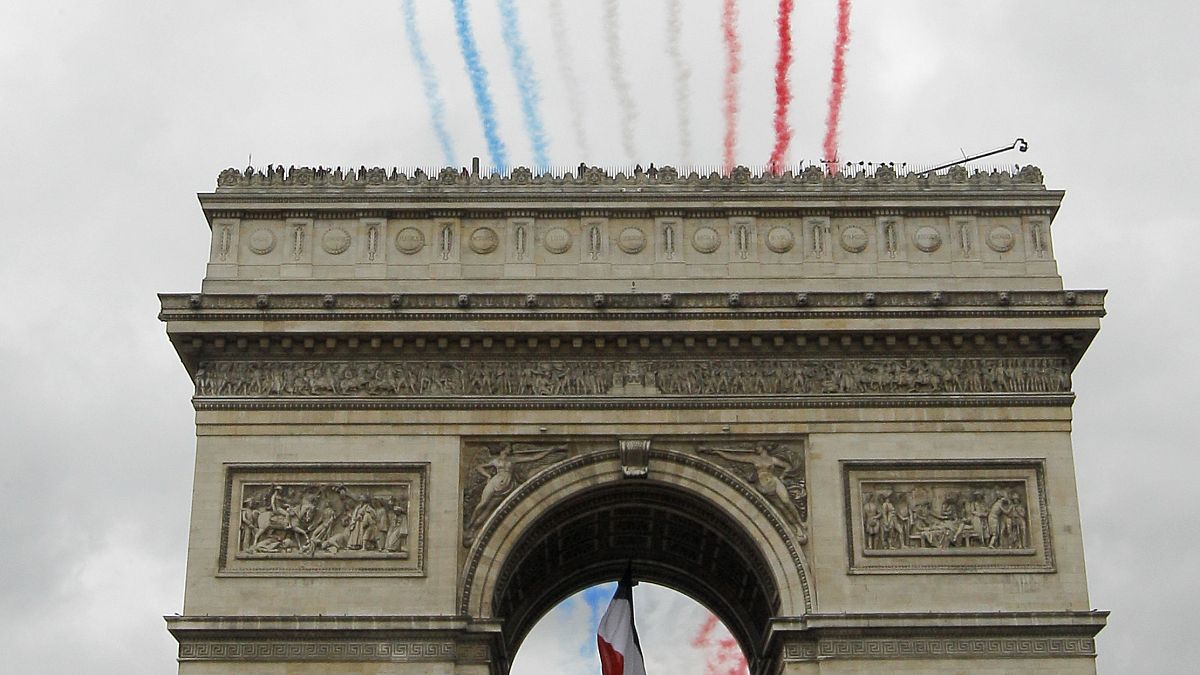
163, 165, 1105, 674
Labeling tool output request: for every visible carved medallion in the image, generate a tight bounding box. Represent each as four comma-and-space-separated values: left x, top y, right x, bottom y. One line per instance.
321, 227, 352, 255
468, 227, 499, 254
840, 225, 869, 253
544, 227, 572, 254
913, 226, 942, 253
766, 226, 794, 253
247, 228, 276, 255
395, 227, 425, 255
616, 227, 646, 254
692, 226, 721, 253
987, 226, 1015, 252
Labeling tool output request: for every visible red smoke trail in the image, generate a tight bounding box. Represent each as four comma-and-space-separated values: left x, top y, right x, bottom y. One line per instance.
767, 0, 795, 175
823, 0, 852, 174
721, 0, 741, 175
691, 614, 748, 675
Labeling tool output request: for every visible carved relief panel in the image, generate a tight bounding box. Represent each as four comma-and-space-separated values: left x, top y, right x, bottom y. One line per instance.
283, 218, 313, 267
906, 218, 951, 262
655, 217, 682, 262
239, 221, 282, 265
359, 217, 386, 265
458, 437, 808, 549
220, 463, 427, 576
843, 461, 1052, 574
756, 218, 802, 263
979, 216, 1025, 262
685, 218, 729, 264
803, 217, 833, 262
833, 218, 874, 262
194, 356, 1072, 402
876, 216, 906, 261
312, 220, 357, 265
535, 218, 578, 264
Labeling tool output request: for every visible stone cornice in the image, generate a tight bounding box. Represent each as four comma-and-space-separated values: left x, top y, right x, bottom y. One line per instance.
191, 394, 1076, 412
165, 614, 483, 635
160, 290, 1107, 320
771, 610, 1108, 632
766, 611, 1107, 663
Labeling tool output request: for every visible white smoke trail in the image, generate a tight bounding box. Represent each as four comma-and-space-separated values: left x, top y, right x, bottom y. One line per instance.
549, 0, 589, 160
603, 0, 638, 161
666, 0, 692, 164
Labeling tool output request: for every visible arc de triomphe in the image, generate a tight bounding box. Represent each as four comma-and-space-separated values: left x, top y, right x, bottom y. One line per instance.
162, 163, 1106, 673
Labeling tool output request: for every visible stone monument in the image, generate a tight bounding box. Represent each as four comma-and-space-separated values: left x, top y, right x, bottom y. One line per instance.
162, 162, 1107, 673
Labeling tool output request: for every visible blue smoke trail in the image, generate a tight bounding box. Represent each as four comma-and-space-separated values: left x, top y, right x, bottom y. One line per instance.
451, 0, 508, 173
400, 0, 455, 167
497, 0, 549, 170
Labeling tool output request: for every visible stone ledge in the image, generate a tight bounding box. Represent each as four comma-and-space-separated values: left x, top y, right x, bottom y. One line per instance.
191, 394, 1077, 412
768, 611, 1107, 661
161, 290, 1106, 316
165, 615, 500, 664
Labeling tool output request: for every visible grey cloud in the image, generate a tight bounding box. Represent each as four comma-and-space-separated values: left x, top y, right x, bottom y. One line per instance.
0, 1, 1194, 672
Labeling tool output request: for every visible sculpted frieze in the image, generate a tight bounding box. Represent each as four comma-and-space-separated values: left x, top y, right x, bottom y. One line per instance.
844, 462, 1052, 574
460, 442, 569, 545
459, 437, 808, 548
860, 480, 1031, 553
695, 441, 808, 541
194, 356, 1071, 400
221, 464, 427, 576
237, 482, 411, 558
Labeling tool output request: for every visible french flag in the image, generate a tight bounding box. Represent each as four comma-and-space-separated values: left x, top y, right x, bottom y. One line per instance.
597, 567, 647, 675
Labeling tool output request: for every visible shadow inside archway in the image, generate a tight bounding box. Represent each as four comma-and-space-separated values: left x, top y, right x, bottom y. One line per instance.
493, 482, 778, 671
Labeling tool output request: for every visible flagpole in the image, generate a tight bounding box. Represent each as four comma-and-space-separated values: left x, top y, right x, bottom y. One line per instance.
597, 562, 648, 675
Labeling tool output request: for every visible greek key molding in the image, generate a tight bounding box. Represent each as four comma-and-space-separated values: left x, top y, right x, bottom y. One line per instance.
781, 636, 1096, 661
178, 639, 456, 662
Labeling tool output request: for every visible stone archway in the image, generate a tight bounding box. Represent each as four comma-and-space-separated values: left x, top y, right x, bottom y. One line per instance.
460, 442, 813, 674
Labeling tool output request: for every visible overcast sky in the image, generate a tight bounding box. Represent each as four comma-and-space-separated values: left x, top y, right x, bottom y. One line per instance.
1, 1, 1197, 672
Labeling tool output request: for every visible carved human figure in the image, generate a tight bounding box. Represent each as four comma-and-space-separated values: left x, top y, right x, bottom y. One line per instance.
863, 492, 882, 550
346, 495, 376, 550
987, 494, 1013, 548
1006, 493, 1029, 548
880, 497, 903, 549
309, 503, 338, 544
240, 497, 258, 552
958, 492, 990, 547
385, 501, 410, 554
465, 443, 568, 540
700, 444, 807, 535
370, 499, 391, 551
249, 486, 309, 551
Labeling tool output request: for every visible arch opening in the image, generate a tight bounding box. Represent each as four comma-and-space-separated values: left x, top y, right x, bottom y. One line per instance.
492, 482, 779, 669
512, 582, 749, 674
